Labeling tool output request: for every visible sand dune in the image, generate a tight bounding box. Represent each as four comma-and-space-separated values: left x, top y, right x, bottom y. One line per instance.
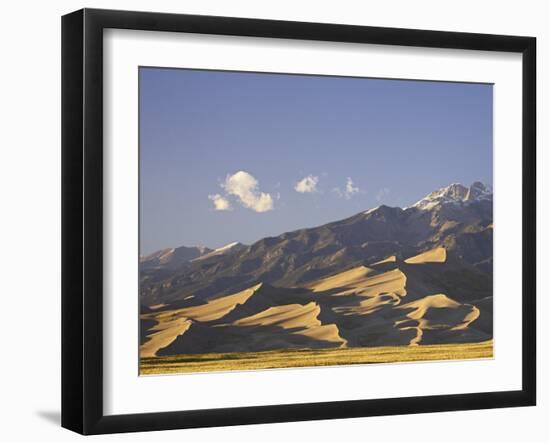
141, 283, 348, 355
333, 293, 401, 316
298, 324, 347, 346
404, 247, 446, 264
234, 301, 321, 329
140, 283, 263, 356
308, 266, 407, 298
140, 317, 192, 357
148, 299, 347, 355
398, 293, 461, 316
452, 305, 481, 330
370, 255, 397, 266
140, 251, 489, 358
171, 283, 263, 322
234, 302, 346, 346
396, 293, 481, 345
307, 266, 375, 292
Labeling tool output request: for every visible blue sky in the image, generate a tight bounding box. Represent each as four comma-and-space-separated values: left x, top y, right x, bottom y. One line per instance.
140, 68, 493, 255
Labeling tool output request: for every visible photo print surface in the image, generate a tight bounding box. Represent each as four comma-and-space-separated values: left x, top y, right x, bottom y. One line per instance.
139, 67, 493, 375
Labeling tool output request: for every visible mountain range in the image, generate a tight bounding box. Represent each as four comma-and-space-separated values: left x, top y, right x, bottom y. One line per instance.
140, 182, 493, 357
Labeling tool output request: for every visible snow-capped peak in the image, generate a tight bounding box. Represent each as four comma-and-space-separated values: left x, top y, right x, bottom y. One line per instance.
412, 182, 492, 210
191, 241, 246, 261
363, 206, 381, 215
214, 241, 242, 253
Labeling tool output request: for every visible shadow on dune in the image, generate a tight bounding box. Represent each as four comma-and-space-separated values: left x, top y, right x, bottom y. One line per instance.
156, 323, 342, 356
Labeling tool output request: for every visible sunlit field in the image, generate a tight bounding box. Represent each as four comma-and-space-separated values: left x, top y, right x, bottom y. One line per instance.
140, 340, 493, 375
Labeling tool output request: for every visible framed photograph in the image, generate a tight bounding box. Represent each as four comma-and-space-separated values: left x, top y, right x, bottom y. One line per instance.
62, 8, 536, 435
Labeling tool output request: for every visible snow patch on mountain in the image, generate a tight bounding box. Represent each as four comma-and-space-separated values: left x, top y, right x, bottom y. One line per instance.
363, 206, 381, 215
192, 242, 246, 261
411, 182, 492, 210
215, 241, 242, 253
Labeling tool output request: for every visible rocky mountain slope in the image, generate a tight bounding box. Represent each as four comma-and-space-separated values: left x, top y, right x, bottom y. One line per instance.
140, 182, 492, 305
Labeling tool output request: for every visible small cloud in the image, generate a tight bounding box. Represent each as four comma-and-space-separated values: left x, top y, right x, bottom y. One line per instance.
208, 194, 232, 211
295, 175, 319, 193
333, 177, 360, 199
376, 187, 391, 202
223, 171, 274, 213
344, 177, 359, 199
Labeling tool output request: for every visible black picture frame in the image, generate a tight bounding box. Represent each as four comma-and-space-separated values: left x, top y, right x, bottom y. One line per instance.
62, 8, 536, 435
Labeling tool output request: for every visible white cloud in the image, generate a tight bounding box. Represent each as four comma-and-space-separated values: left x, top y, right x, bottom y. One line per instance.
344, 177, 359, 199
376, 187, 391, 202
208, 194, 232, 211
332, 177, 360, 199
295, 175, 319, 193
222, 171, 274, 213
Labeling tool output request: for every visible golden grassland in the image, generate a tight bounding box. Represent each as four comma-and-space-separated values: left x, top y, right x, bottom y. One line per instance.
140, 340, 493, 375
